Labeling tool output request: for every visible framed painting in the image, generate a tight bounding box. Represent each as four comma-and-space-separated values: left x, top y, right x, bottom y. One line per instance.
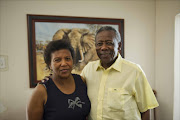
27, 14, 124, 88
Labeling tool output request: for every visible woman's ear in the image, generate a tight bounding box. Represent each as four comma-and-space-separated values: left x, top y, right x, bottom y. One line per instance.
49, 64, 52, 70
49, 65, 53, 74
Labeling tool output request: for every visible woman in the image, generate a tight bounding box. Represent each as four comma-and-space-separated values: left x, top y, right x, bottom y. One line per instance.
27, 39, 91, 120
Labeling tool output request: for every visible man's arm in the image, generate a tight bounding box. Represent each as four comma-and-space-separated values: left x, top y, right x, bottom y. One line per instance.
41, 74, 52, 82
81, 76, 86, 84
141, 110, 150, 120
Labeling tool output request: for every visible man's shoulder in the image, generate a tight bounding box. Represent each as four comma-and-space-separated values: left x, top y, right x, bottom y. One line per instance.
121, 58, 142, 72
86, 60, 99, 67
81, 60, 99, 76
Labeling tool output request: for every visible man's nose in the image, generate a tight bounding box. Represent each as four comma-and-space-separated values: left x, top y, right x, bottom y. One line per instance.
101, 43, 108, 50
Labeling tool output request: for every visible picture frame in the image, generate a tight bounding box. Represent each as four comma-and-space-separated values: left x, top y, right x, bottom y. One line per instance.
27, 14, 124, 88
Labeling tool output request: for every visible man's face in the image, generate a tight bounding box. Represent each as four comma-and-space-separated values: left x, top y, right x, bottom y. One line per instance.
95, 30, 119, 68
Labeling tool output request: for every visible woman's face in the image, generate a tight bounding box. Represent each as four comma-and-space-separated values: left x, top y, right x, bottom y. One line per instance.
49, 49, 73, 79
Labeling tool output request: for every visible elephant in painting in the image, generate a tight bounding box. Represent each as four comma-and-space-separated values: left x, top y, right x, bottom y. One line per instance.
52, 28, 98, 73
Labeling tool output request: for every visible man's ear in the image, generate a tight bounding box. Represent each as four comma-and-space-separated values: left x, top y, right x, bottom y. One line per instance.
118, 42, 122, 54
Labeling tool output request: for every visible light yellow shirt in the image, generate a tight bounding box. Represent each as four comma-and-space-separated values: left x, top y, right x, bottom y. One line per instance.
81, 54, 159, 120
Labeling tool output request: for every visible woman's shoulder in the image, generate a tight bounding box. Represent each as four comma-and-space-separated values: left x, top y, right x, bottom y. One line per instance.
72, 74, 81, 80
72, 74, 86, 84
39, 77, 52, 88
35, 83, 47, 94
29, 83, 47, 103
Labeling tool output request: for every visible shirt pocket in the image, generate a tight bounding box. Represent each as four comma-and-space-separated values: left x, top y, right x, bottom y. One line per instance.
107, 88, 130, 111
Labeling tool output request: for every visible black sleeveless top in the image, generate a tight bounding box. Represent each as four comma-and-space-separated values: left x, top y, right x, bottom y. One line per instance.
41, 74, 91, 120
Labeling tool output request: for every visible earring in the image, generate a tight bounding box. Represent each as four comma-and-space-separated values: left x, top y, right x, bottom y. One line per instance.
48, 68, 52, 76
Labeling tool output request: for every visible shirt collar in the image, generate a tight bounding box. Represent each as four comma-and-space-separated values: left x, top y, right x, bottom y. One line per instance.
96, 53, 122, 72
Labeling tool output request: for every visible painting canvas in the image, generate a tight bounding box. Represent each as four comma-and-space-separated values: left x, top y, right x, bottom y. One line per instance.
27, 14, 124, 88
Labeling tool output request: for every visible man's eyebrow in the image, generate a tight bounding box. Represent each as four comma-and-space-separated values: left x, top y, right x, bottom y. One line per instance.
105, 40, 113, 42
97, 40, 112, 42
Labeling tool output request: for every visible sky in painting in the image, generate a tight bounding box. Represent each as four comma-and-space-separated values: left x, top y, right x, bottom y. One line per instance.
35, 22, 119, 43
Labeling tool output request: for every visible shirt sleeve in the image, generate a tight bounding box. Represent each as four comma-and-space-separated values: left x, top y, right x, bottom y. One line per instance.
134, 66, 159, 112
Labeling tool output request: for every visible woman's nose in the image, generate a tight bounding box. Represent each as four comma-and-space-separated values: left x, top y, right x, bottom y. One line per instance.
61, 59, 67, 66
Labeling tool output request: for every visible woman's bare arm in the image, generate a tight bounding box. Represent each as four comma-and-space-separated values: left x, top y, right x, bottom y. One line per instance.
27, 84, 47, 120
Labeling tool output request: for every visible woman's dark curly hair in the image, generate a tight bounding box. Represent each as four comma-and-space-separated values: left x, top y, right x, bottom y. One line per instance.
44, 39, 74, 69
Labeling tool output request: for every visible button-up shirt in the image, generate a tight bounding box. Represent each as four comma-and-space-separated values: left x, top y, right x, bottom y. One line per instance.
81, 54, 159, 120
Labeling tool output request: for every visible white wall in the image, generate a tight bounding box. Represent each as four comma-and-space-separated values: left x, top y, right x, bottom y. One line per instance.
0, 0, 176, 120
155, 1, 180, 120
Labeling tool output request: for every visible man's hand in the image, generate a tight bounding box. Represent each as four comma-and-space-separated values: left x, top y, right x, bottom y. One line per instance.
141, 110, 150, 120
41, 74, 52, 83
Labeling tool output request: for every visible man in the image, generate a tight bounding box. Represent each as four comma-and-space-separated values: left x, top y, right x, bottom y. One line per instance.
80, 26, 159, 120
